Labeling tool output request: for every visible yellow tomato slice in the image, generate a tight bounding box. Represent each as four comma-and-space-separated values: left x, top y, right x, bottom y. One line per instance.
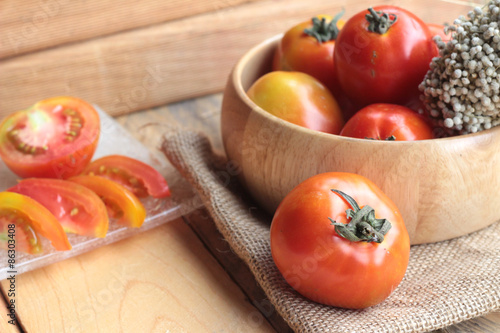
0, 192, 71, 253
69, 175, 146, 228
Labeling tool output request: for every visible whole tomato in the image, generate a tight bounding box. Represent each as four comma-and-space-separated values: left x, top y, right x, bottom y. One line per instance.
247, 71, 344, 134
273, 13, 357, 119
334, 6, 437, 108
340, 103, 434, 141
273, 13, 343, 91
270, 172, 410, 309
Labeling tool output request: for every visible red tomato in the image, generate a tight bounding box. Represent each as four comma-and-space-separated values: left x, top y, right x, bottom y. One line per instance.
0, 191, 71, 253
69, 175, 146, 228
334, 6, 436, 108
8, 178, 109, 238
340, 104, 434, 141
272, 13, 357, 119
247, 71, 344, 134
82, 155, 170, 198
0, 96, 100, 179
270, 172, 410, 309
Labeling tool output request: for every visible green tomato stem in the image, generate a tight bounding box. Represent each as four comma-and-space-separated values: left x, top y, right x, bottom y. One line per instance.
365, 7, 398, 34
329, 189, 392, 243
303, 9, 345, 43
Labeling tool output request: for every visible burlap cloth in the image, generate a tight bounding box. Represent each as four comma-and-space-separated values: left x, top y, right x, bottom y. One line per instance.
161, 129, 500, 333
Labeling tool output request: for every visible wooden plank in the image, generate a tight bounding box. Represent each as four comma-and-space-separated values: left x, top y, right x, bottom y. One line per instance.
1, 0, 473, 119
0, 218, 275, 332
183, 208, 293, 332
0, 0, 259, 59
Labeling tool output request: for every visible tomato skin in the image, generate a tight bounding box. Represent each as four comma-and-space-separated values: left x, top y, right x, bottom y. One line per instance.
82, 155, 170, 198
7, 178, 109, 238
340, 103, 434, 141
0, 96, 100, 179
247, 71, 344, 134
0, 191, 71, 253
273, 15, 343, 92
334, 6, 437, 108
270, 172, 410, 309
69, 175, 146, 228
273, 15, 357, 120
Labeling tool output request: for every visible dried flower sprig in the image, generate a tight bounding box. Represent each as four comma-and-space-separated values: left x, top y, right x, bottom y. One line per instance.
420, 0, 500, 136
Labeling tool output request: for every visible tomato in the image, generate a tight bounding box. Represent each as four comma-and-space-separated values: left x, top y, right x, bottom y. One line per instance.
273, 14, 342, 82
8, 178, 109, 238
69, 175, 146, 228
340, 103, 434, 141
273, 13, 343, 92
0, 96, 100, 179
272, 13, 357, 120
247, 71, 344, 134
270, 172, 410, 309
334, 6, 437, 108
82, 155, 170, 199
0, 192, 71, 253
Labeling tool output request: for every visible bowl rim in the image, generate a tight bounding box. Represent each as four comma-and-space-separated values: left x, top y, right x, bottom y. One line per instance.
231, 33, 500, 145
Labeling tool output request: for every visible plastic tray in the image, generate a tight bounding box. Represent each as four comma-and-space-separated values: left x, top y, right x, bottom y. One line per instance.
0, 106, 202, 280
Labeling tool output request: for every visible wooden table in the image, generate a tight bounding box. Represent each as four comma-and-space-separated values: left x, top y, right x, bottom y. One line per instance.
0, 94, 498, 332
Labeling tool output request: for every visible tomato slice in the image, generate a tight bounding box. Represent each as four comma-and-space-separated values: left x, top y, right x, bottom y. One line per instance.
7, 178, 109, 238
0, 192, 71, 253
0, 96, 100, 179
69, 175, 147, 228
82, 155, 170, 198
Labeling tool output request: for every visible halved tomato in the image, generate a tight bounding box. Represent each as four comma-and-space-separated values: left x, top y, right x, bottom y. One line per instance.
7, 178, 108, 237
69, 175, 146, 228
0, 192, 71, 253
0, 96, 100, 179
82, 155, 170, 198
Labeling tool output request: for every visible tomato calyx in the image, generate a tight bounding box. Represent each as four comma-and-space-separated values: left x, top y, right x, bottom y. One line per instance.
328, 189, 392, 243
304, 10, 344, 43
366, 7, 398, 34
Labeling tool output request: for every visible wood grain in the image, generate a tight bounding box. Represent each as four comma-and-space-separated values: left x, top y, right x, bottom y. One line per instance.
0, 0, 259, 59
1, 0, 470, 119
183, 208, 293, 333
0, 218, 275, 332
0, 0, 347, 118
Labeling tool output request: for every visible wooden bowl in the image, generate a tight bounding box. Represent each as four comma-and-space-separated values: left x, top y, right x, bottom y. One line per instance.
221, 34, 500, 245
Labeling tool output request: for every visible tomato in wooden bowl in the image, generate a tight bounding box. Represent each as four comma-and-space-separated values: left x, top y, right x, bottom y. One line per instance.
221, 33, 500, 245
